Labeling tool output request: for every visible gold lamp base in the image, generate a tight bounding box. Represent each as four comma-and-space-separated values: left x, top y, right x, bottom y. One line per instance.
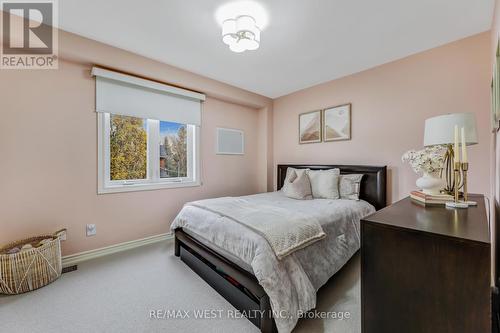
441, 144, 455, 194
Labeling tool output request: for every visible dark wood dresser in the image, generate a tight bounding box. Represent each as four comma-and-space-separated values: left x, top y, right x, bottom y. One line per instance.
361, 194, 491, 333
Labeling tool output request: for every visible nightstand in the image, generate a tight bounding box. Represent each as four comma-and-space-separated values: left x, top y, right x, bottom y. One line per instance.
361, 194, 491, 333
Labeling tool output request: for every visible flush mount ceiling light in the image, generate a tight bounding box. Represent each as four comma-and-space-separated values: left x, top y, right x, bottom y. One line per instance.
222, 15, 260, 53
216, 1, 268, 53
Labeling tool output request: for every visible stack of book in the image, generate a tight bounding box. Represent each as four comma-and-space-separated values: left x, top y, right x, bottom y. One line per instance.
410, 190, 454, 206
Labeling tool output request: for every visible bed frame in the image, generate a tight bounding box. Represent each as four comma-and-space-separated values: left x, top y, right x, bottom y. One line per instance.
174, 164, 387, 332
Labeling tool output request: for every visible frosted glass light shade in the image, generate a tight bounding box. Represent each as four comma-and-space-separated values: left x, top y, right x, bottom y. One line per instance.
229, 42, 246, 53
237, 37, 256, 51
424, 113, 478, 146
222, 19, 237, 45
220, 14, 260, 52
222, 19, 236, 35
236, 15, 256, 32
222, 34, 237, 45
244, 38, 259, 50
252, 26, 260, 42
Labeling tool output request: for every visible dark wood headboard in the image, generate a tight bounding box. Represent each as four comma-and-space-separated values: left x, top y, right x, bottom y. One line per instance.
277, 164, 387, 210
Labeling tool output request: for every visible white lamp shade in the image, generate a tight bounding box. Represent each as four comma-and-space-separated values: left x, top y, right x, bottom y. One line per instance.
222, 19, 236, 45
222, 34, 237, 45
239, 36, 259, 50
252, 26, 260, 43
229, 41, 246, 53
236, 15, 256, 33
220, 14, 260, 53
245, 38, 259, 50
424, 113, 478, 146
222, 19, 236, 35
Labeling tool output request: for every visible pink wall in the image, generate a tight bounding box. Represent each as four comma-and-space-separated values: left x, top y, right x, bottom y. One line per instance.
273, 32, 492, 203
0, 28, 271, 255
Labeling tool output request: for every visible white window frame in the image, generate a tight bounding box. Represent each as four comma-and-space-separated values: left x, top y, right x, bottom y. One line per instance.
97, 113, 200, 194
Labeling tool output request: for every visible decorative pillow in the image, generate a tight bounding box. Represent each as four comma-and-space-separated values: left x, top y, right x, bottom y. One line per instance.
308, 169, 340, 199
282, 170, 313, 200
339, 174, 364, 200
281, 168, 309, 193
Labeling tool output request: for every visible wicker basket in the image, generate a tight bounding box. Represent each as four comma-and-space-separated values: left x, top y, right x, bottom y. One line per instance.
0, 229, 66, 295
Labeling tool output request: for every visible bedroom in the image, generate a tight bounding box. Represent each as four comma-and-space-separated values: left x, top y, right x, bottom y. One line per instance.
0, 1, 497, 332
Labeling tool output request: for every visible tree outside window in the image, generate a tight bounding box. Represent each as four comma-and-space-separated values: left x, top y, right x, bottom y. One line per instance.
110, 115, 147, 180
159, 121, 187, 178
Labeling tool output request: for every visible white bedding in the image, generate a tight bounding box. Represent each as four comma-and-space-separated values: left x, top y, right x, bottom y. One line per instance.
171, 191, 375, 333
188, 196, 326, 259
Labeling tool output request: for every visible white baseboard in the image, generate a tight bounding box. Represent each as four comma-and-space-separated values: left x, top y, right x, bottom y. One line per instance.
62, 233, 173, 267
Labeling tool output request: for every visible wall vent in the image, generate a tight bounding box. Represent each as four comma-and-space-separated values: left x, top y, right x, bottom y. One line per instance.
216, 128, 244, 155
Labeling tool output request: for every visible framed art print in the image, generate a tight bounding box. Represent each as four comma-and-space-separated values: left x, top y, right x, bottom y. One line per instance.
299, 110, 322, 144
323, 103, 351, 142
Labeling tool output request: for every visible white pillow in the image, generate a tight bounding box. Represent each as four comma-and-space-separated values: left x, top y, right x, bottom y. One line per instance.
282, 170, 313, 200
339, 174, 364, 200
281, 168, 309, 193
308, 169, 340, 199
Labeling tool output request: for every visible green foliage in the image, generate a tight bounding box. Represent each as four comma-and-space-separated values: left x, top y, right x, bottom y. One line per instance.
163, 125, 187, 177
110, 115, 147, 180
172, 126, 187, 177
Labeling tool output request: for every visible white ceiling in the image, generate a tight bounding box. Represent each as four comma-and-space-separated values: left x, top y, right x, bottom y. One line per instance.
59, 0, 494, 98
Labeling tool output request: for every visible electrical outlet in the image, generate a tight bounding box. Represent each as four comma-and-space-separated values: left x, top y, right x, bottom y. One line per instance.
86, 224, 96, 237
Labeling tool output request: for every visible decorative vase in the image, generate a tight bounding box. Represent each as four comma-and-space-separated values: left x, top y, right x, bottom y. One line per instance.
416, 172, 445, 195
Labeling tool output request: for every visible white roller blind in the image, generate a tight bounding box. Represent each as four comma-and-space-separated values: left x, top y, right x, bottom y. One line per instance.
92, 67, 205, 126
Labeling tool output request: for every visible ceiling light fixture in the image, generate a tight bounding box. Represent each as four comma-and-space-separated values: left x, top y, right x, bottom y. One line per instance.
216, 1, 267, 53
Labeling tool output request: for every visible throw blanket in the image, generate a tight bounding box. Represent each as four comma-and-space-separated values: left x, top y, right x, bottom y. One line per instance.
188, 197, 326, 259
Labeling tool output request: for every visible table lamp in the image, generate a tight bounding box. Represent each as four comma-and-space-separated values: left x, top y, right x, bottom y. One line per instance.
423, 113, 478, 195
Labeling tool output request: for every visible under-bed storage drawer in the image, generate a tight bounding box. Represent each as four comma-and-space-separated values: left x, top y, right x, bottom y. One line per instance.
179, 244, 263, 328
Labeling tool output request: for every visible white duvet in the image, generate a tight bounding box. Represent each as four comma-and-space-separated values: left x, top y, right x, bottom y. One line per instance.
189, 196, 326, 259
171, 191, 375, 333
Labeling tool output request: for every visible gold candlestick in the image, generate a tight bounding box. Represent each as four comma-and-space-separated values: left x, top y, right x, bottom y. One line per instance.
453, 162, 460, 203
446, 162, 468, 208
461, 162, 468, 202
460, 162, 477, 206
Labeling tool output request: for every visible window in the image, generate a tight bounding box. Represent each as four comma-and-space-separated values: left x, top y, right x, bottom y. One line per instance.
159, 121, 188, 179
99, 113, 199, 193
93, 67, 204, 193
110, 115, 148, 181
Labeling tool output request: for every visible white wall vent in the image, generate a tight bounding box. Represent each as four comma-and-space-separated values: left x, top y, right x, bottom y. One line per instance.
216, 128, 244, 155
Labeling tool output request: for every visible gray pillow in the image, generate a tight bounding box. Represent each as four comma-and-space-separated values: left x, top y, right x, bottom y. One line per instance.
308, 169, 340, 199
339, 174, 364, 200
281, 167, 309, 193
282, 170, 313, 200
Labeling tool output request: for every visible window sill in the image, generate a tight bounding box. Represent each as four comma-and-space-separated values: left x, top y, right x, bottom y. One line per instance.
98, 180, 201, 194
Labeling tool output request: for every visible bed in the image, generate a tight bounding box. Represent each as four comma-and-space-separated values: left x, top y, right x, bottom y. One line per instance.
172, 164, 387, 333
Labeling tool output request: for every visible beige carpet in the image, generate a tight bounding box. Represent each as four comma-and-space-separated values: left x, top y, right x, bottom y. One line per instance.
0, 240, 360, 333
